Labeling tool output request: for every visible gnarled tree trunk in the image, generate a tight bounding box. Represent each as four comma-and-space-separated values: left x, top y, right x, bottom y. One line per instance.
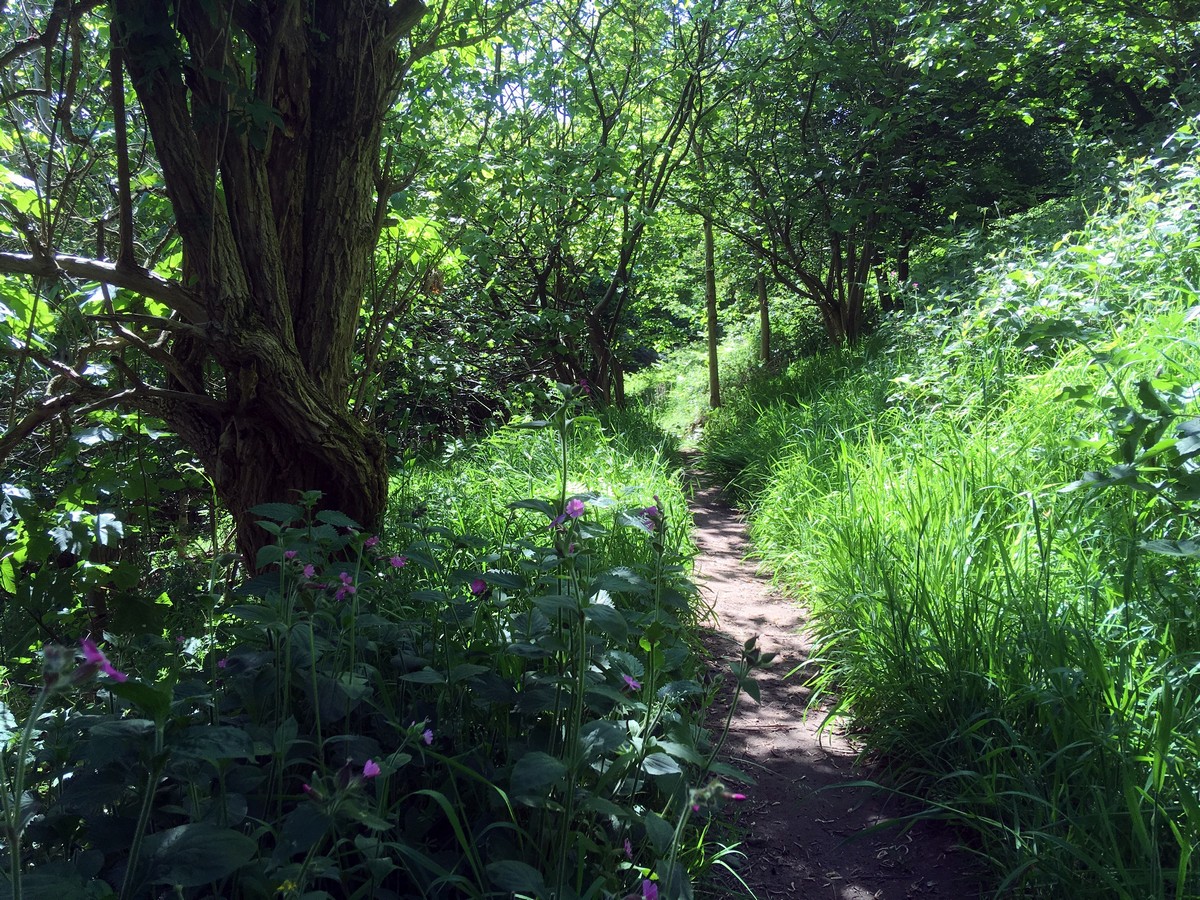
105, 0, 425, 561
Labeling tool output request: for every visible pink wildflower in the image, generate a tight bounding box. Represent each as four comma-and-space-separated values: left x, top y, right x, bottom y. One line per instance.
469, 578, 487, 596
422, 728, 434, 745
365, 534, 380, 548
579, 377, 591, 395
284, 550, 298, 560
622, 674, 641, 691
643, 880, 658, 900
217, 658, 228, 669
362, 759, 381, 778
303, 563, 316, 578
624, 838, 633, 859
79, 638, 127, 682
390, 555, 407, 568
565, 497, 586, 519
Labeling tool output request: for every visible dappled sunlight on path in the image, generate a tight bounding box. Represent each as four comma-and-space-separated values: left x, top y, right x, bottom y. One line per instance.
687, 465, 986, 899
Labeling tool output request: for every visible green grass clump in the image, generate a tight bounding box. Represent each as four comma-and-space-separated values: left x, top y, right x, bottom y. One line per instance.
702, 119, 1200, 897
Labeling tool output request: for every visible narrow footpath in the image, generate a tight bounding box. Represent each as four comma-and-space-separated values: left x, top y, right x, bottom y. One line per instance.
687, 465, 986, 900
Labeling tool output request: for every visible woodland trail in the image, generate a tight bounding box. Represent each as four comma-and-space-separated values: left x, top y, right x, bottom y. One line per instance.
686, 463, 987, 900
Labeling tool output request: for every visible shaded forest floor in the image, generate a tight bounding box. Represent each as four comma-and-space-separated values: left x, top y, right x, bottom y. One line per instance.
687, 463, 988, 899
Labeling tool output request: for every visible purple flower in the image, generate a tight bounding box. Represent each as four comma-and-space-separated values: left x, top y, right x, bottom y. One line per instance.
579, 377, 591, 396
362, 759, 381, 778
469, 578, 487, 596
335, 571, 357, 600
390, 555, 407, 568
422, 728, 434, 745
302, 783, 313, 794
622, 674, 641, 691
284, 550, 298, 560
624, 838, 633, 859
80, 638, 127, 682
365, 535, 380, 548
565, 497, 585, 519
217, 657, 228, 669
303, 563, 316, 578
642, 880, 658, 900
727, 792, 746, 801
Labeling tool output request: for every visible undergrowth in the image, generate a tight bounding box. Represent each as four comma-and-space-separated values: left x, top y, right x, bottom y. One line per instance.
1, 387, 762, 899
700, 118, 1200, 898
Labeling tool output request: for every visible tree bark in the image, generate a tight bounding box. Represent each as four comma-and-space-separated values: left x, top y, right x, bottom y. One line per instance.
756, 269, 770, 364
102, 0, 424, 561
703, 213, 720, 408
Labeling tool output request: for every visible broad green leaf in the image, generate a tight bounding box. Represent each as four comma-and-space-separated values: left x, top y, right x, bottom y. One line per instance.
315, 509, 362, 529
142, 823, 257, 886
641, 752, 682, 776
168, 725, 255, 762
579, 719, 628, 760
510, 750, 566, 797
486, 860, 546, 894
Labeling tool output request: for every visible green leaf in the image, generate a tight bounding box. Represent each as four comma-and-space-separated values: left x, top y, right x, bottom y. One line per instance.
641, 752, 682, 776
168, 725, 255, 762
400, 667, 447, 684
255, 544, 284, 569
248, 502, 304, 524
579, 720, 628, 760
315, 510, 362, 529
486, 859, 547, 894
0, 556, 15, 594
109, 680, 174, 725
1140, 538, 1200, 557
643, 810, 674, 853
0, 700, 16, 744
584, 602, 628, 640
510, 750, 566, 797
508, 498, 556, 517
142, 823, 257, 886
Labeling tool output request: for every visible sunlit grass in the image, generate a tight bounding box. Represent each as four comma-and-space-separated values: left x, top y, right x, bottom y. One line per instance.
699, 120, 1200, 897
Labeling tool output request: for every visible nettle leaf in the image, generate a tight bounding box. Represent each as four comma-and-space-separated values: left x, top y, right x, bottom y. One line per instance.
510, 750, 566, 797
509, 497, 556, 518
642, 810, 674, 853
142, 823, 257, 886
109, 680, 173, 725
248, 502, 304, 524
487, 859, 547, 894
316, 510, 362, 529
641, 752, 682, 777
0, 700, 16, 744
585, 602, 628, 640
593, 567, 652, 596
1140, 538, 1200, 557
579, 720, 628, 761
168, 725, 255, 762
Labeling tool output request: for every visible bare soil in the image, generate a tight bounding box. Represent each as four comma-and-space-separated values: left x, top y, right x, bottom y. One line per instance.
687, 464, 988, 899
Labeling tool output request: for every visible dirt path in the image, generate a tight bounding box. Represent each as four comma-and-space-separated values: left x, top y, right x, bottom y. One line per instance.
687, 466, 986, 900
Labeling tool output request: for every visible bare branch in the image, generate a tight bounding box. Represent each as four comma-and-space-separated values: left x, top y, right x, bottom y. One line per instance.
0, 251, 206, 322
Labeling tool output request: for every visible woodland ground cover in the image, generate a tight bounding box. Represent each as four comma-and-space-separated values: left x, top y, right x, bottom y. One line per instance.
700, 125, 1200, 898
0, 387, 767, 899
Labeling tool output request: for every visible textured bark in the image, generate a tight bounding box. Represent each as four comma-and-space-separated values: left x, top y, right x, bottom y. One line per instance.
98, 0, 426, 561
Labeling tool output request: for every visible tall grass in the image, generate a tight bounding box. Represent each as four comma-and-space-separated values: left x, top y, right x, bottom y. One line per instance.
702, 118, 1200, 897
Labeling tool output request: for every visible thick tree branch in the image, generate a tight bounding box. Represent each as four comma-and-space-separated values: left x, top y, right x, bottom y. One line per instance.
0, 251, 205, 322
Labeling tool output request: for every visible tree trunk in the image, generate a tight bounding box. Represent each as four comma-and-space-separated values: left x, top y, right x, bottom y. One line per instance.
756, 269, 771, 364
106, 0, 425, 565
703, 213, 720, 408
